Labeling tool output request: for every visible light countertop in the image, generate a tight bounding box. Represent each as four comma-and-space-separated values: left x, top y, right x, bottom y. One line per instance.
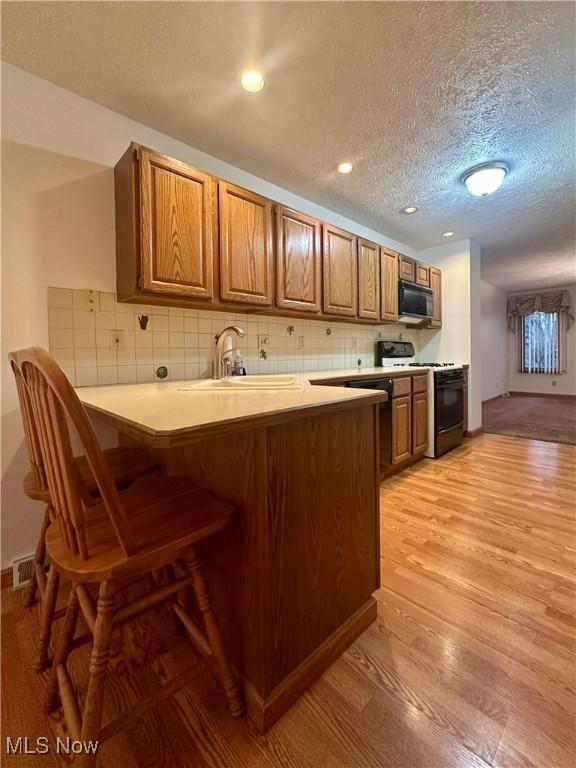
307, 366, 430, 380
78, 374, 388, 439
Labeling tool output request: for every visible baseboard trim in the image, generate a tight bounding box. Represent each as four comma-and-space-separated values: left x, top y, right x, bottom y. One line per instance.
508, 391, 576, 400
465, 427, 484, 438
244, 598, 377, 733
1, 567, 13, 589
482, 394, 507, 404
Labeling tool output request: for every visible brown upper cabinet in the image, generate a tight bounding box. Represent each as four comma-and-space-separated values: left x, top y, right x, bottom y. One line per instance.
322, 224, 358, 317
398, 255, 416, 282
380, 248, 399, 322
219, 182, 274, 305
357, 239, 380, 320
115, 145, 217, 301
416, 262, 430, 287
275, 206, 322, 313
115, 144, 442, 327
429, 266, 442, 328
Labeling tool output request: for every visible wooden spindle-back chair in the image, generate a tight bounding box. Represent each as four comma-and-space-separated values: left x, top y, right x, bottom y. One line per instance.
9, 352, 156, 672
14, 348, 243, 766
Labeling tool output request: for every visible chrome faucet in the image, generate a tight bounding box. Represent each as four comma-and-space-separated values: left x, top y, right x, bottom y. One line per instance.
213, 326, 246, 379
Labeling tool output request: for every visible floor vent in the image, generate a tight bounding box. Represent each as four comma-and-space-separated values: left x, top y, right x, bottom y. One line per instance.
12, 554, 37, 590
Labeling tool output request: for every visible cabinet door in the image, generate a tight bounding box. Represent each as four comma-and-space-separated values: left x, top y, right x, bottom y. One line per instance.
358, 239, 380, 319
219, 182, 273, 305
139, 148, 215, 298
399, 255, 416, 282
416, 263, 430, 287
429, 267, 442, 328
392, 395, 412, 464
276, 207, 321, 312
412, 392, 428, 454
381, 248, 399, 321
322, 224, 358, 317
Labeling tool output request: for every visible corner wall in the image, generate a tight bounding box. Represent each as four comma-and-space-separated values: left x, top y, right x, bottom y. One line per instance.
416, 239, 482, 431
480, 281, 508, 400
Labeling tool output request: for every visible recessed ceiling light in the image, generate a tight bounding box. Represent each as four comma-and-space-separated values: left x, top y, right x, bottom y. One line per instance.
337, 162, 354, 174
461, 161, 509, 197
401, 206, 418, 214
442, 231, 455, 237
241, 70, 265, 93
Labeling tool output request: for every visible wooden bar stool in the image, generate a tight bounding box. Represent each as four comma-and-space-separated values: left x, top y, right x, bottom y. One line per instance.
9, 355, 156, 672
16, 347, 243, 767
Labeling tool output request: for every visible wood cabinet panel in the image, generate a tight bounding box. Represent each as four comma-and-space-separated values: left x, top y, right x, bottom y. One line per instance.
416, 263, 430, 287
412, 374, 428, 394
429, 266, 442, 328
358, 239, 380, 319
399, 255, 416, 282
392, 377, 412, 398
380, 248, 399, 321
392, 395, 412, 464
276, 207, 321, 313
219, 182, 273, 305
139, 148, 215, 298
412, 392, 428, 454
322, 225, 358, 317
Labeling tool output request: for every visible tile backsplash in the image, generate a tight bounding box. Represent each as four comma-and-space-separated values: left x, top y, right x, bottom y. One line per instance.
48, 287, 419, 387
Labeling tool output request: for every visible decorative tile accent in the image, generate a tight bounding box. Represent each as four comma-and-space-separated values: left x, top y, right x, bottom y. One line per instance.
47, 287, 419, 387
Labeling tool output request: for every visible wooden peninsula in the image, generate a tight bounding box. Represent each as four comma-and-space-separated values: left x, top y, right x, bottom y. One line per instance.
78, 377, 385, 731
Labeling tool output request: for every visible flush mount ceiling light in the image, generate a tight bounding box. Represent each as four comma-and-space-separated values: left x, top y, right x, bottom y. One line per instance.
240, 70, 265, 93
442, 231, 455, 237
461, 161, 509, 197
401, 206, 418, 214
337, 162, 354, 174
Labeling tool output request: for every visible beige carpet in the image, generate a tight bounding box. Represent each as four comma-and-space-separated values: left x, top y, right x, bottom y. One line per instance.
483, 395, 576, 445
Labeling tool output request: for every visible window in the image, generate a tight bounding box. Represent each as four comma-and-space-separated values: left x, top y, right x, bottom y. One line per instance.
521, 311, 560, 374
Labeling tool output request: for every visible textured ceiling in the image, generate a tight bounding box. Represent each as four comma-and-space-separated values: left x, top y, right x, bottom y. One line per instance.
2, 1, 575, 290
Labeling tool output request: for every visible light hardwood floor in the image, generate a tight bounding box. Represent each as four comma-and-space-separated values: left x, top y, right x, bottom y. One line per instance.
2, 433, 575, 767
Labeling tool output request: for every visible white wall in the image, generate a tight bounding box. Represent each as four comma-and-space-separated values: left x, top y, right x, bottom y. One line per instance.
480, 281, 508, 400
507, 284, 576, 396
416, 239, 482, 431
1, 64, 423, 570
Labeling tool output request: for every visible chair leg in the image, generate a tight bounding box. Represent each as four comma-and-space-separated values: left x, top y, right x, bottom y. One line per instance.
185, 549, 244, 717
23, 505, 51, 608
34, 565, 60, 673
78, 579, 116, 768
45, 582, 80, 713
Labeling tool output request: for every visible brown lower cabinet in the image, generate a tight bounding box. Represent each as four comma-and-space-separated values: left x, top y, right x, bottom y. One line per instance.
391, 374, 428, 466
392, 395, 412, 463
412, 391, 429, 454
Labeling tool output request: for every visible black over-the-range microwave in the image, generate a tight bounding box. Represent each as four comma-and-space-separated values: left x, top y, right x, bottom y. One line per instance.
398, 280, 433, 324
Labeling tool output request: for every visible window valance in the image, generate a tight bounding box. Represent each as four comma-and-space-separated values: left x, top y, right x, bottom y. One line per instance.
507, 290, 573, 332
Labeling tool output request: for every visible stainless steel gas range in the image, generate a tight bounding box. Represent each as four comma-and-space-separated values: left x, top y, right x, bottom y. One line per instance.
375, 340, 465, 458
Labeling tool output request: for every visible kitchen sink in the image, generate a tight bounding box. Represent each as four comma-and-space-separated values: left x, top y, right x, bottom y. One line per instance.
179, 375, 304, 392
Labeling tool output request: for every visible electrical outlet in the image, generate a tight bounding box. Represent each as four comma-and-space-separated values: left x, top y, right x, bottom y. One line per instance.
75, 289, 99, 312
258, 334, 269, 347
552, 380, 558, 387
111, 330, 122, 352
